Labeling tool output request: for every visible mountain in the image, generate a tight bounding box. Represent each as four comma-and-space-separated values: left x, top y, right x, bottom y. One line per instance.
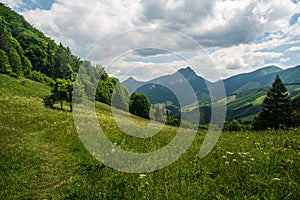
122, 77, 145, 93
220, 65, 300, 96
123, 67, 211, 106
210, 66, 300, 122
278, 65, 300, 84
124, 65, 300, 123
220, 66, 283, 95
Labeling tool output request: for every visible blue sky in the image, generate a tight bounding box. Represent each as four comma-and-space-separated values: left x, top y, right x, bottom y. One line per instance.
1, 0, 300, 81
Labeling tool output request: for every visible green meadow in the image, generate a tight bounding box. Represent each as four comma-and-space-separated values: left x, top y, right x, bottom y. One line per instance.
1, 74, 300, 199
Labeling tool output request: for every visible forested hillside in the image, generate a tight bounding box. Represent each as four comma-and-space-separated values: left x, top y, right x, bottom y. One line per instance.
0, 3, 131, 111
0, 3, 81, 81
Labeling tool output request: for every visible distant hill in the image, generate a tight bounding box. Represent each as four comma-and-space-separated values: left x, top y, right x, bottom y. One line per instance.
220, 66, 283, 95
218, 65, 300, 96
123, 65, 300, 123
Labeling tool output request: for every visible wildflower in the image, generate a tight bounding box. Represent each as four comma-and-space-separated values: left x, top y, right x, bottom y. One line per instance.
233, 159, 237, 162
139, 174, 146, 178
272, 178, 280, 181
226, 151, 234, 155
225, 161, 229, 165
250, 158, 255, 161
222, 155, 227, 159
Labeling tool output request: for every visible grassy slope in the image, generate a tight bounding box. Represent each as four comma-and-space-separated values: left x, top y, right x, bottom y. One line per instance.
1, 74, 300, 199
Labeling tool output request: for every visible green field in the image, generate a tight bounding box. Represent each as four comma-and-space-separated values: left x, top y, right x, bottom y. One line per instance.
1, 74, 300, 199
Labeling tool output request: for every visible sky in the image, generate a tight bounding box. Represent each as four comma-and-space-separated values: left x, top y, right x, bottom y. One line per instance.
1, 0, 300, 81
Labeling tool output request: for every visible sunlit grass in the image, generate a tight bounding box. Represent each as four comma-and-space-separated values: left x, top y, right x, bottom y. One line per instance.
1, 74, 300, 199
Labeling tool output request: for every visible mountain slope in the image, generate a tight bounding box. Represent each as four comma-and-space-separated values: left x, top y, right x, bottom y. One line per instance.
2, 75, 300, 199
0, 3, 81, 80
122, 77, 145, 93
123, 65, 300, 122
220, 66, 283, 95
123, 67, 211, 106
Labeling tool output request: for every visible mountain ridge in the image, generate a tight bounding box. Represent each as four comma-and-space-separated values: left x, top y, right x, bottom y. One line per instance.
123, 65, 300, 123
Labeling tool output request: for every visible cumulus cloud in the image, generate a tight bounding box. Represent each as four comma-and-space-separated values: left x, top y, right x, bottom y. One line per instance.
7, 0, 299, 80
20, 0, 300, 52
287, 46, 300, 52
1, 0, 23, 8
140, 0, 215, 29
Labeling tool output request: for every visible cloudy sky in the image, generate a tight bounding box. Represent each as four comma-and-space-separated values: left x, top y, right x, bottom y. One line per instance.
2, 0, 300, 81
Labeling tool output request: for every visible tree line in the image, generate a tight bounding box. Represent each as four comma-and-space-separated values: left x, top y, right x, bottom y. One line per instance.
0, 3, 80, 82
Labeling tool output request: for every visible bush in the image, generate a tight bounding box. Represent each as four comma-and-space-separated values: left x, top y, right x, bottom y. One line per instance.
166, 113, 181, 127
223, 120, 250, 132
27, 70, 55, 85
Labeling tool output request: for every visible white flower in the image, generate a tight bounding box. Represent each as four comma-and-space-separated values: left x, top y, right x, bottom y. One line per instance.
272, 178, 280, 181
225, 161, 229, 165
226, 151, 234, 155
250, 158, 255, 161
139, 174, 146, 178
222, 156, 227, 159
233, 159, 237, 162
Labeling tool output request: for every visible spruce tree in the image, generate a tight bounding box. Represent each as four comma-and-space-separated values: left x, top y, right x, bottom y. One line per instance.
253, 75, 292, 130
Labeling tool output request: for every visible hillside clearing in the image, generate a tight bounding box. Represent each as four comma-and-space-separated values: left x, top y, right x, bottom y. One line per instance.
1, 74, 300, 199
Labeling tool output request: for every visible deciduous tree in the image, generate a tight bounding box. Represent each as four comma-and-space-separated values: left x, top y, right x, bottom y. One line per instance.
129, 92, 151, 119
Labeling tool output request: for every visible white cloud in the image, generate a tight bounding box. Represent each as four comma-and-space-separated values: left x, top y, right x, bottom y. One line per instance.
10, 0, 300, 80
279, 57, 291, 63
1, 0, 23, 8
286, 46, 300, 52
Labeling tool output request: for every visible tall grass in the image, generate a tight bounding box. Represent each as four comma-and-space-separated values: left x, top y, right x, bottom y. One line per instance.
1, 74, 300, 199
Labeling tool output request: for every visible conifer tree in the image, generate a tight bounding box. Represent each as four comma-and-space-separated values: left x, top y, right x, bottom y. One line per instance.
253, 75, 292, 130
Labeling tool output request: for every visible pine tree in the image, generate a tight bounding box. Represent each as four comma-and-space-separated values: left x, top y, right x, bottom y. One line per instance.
253, 75, 292, 130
